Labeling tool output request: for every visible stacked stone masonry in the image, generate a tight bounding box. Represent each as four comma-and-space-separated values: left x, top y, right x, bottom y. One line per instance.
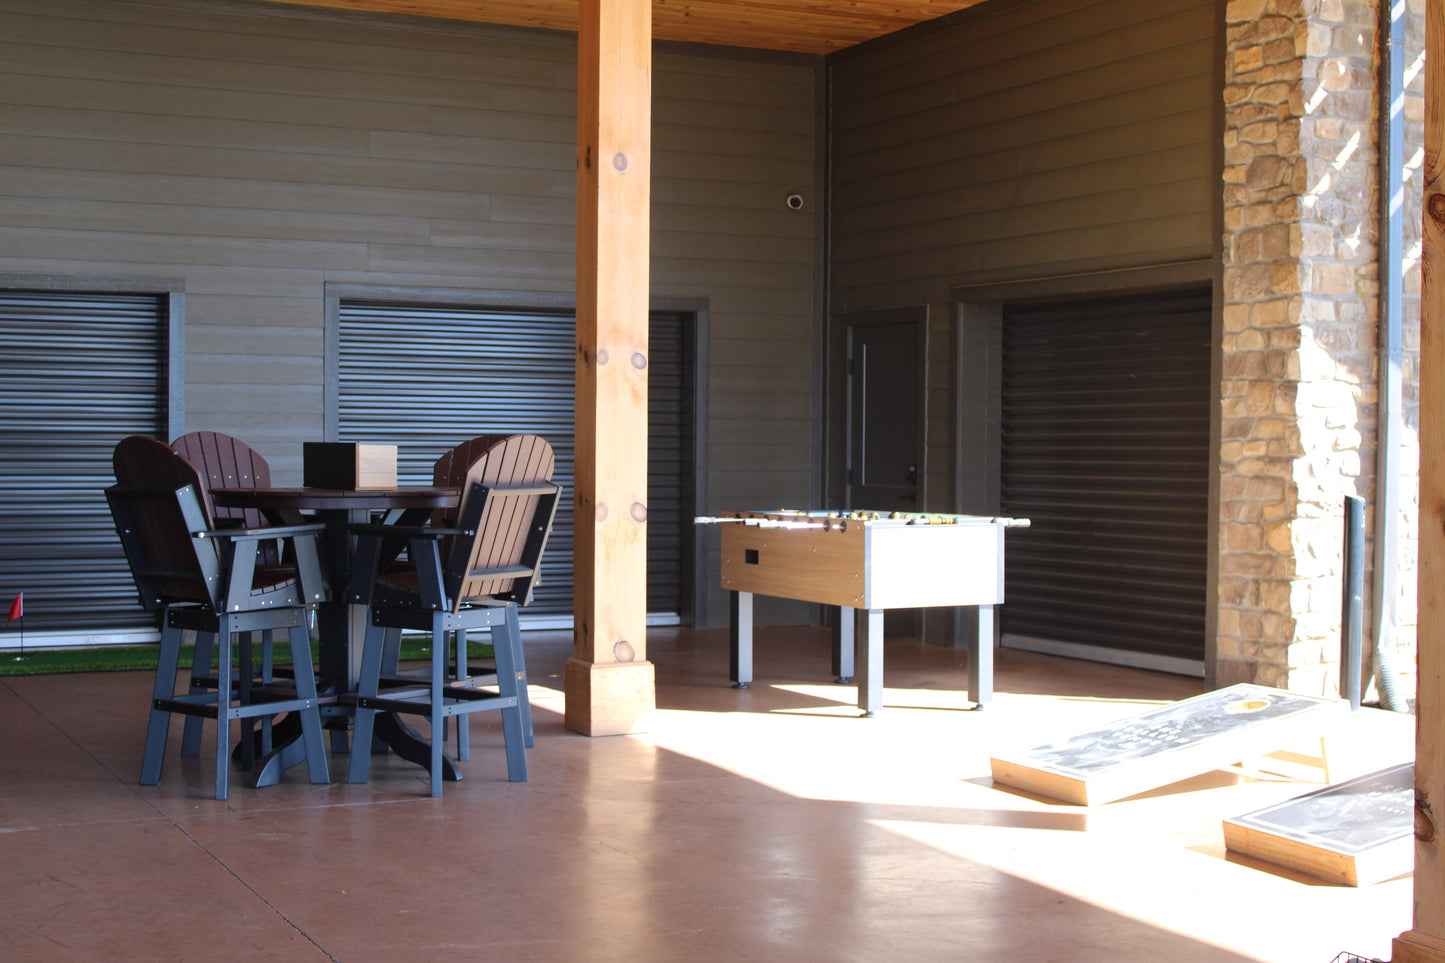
1219, 0, 1420, 699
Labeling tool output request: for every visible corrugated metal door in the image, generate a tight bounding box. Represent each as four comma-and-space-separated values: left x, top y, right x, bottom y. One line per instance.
646, 311, 694, 617
337, 302, 691, 619
0, 291, 167, 635
1000, 287, 1211, 669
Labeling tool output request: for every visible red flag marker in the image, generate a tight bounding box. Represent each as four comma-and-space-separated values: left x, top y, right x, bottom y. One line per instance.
6, 592, 21, 625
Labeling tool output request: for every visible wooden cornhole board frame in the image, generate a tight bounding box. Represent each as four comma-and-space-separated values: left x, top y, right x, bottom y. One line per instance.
989, 683, 1350, 806
1223, 762, 1414, 886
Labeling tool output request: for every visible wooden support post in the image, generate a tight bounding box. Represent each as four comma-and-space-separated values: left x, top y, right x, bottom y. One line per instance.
1395, 1, 1445, 958
564, 0, 656, 736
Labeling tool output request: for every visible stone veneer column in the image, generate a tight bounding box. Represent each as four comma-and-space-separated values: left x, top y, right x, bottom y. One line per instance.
1220, 0, 1380, 693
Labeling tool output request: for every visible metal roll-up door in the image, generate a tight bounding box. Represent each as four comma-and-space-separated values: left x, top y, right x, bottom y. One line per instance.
337, 301, 691, 620
0, 291, 167, 636
1000, 286, 1212, 670
647, 311, 692, 617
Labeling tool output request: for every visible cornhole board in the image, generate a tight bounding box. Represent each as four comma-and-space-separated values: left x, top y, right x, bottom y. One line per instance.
989, 683, 1349, 805
1223, 762, 1413, 886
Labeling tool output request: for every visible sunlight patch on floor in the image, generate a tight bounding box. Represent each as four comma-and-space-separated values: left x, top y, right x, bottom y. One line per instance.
615, 687, 1181, 810
871, 813, 1410, 963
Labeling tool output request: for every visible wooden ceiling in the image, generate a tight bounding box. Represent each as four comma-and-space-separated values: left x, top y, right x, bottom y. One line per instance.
261, 0, 990, 54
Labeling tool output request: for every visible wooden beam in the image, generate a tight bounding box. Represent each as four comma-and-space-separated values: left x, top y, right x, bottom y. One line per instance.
565, 0, 656, 737
1395, 1, 1445, 959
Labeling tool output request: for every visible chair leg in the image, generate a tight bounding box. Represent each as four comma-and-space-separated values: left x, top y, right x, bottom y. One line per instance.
259, 628, 274, 758
181, 629, 215, 757
381, 626, 402, 675
500, 606, 534, 748
348, 620, 387, 785
491, 608, 528, 783
141, 619, 185, 786
430, 617, 445, 798
454, 628, 469, 761
237, 632, 256, 772
369, 627, 403, 754
287, 623, 329, 786
214, 619, 234, 801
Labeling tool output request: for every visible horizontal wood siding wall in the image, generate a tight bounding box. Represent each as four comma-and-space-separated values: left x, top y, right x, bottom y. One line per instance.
0, 0, 819, 627
653, 47, 820, 624
827, 0, 1217, 518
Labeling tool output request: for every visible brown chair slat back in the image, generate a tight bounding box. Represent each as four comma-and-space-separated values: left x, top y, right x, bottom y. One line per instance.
432, 433, 508, 527
172, 431, 272, 529
445, 435, 556, 604
109, 435, 219, 608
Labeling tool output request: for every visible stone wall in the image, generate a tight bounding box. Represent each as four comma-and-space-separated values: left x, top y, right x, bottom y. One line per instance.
1219, 0, 1420, 700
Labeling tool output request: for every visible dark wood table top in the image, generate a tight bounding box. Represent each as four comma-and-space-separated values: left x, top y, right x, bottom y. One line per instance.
212, 486, 458, 512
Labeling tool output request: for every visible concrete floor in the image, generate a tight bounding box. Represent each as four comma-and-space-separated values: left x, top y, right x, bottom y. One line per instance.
0, 626, 1415, 962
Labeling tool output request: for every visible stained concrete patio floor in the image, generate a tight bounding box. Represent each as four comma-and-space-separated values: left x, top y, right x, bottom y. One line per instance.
0, 626, 1415, 962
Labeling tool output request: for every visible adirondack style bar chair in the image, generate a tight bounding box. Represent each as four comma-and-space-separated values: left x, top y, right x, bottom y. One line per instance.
107, 435, 331, 800
171, 431, 281, 758
345, 434, 560, 797
429, 433, 554, 756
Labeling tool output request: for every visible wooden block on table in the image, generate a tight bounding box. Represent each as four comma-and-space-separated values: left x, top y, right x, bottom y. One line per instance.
1223, 762, 1413, 886
989, 683, 1350, 806
303, 443, 398, 490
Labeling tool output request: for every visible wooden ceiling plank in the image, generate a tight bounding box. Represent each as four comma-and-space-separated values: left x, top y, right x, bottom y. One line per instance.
259, 0, 986, 54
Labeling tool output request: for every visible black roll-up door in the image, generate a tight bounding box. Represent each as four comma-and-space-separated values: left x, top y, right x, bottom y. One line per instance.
337, 301, 691, 619
647, 311, 694, 617
0, 291, 167, 635
1000, 286, 1211, 667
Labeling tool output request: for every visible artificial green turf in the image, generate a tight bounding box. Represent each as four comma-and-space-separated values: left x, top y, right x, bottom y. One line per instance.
0, 638, 493, 676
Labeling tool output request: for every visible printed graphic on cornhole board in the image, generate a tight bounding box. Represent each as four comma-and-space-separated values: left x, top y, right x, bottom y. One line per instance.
1223, 762, 1413, 886
989, 684, 1349, 805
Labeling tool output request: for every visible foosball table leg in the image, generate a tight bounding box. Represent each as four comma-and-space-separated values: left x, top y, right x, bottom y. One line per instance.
729, 590, 752, 689
969, 604, 995, 709
856, 608, 884, 716
833, 606, 855, 683
849, 607, 884, 711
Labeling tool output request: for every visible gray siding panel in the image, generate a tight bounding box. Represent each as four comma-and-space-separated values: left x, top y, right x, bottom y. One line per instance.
0, 0, 819, 634
831, 0, 1215, 296
827, 0, 1217, 529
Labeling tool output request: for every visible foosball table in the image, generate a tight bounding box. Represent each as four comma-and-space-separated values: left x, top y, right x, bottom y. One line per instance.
705, 509, 1029, 715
